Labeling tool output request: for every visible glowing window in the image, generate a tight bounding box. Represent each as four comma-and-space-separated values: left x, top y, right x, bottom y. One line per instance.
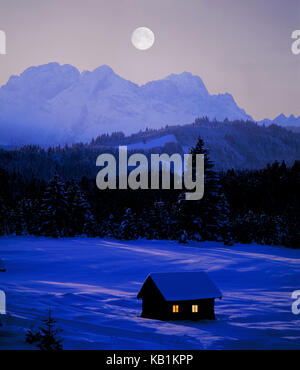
192, 305, 198, 313
172, 305, 179, 313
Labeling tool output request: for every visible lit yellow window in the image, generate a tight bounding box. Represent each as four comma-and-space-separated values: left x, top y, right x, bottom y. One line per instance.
192, 305, 198, 313
172, 305, 179, 313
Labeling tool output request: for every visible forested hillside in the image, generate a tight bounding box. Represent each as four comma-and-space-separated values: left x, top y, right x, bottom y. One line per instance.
1, 119, 300, 180
0, 134, 299, 248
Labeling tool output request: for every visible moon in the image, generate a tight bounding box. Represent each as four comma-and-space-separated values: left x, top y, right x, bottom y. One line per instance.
131, 27, 155, 50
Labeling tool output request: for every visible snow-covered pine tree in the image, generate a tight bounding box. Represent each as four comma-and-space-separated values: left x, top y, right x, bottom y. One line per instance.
37, 310, 63, 351
21, 198, 40, 235
142, 206, 160, 239
39, 174, 68, 237
7, 208, 17, 236
215, 193, 233, 245
0, 198, 8, 236
136, 208, 151, 239
176, 137, 232, 243
147, 201, 174, 240
65, 180, 98, 236
118, 208, 139, 240
104, 214, 118, 237
14, 200, 26, 236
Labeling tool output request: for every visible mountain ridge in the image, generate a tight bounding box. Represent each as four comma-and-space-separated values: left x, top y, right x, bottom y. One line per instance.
0, 62, 298, 146
0, 63, 252, 145
258, 113, 300, 127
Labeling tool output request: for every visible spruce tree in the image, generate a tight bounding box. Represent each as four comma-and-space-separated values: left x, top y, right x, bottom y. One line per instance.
118, 208, 139, 240
14, 201, 26, 236
39, 175, 68, 237
145, 201, 174, 240
21, 198, 40, 235
176, 137, 232, 242
65, 180, 97, 236
105, 214, 118, 237
37, 310, 63, 351
0, 198, 8, 236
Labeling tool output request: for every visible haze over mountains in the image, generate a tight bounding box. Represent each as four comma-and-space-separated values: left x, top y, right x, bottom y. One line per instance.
0, 62, 298, 147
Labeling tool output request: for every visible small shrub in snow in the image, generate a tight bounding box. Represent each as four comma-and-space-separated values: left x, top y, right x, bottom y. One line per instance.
25, 310, 63, 351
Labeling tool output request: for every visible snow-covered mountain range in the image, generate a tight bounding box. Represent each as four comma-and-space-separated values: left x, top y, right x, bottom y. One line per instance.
258, 114, 300, 127
0, 62, 298, 146
0, 63, 253, 145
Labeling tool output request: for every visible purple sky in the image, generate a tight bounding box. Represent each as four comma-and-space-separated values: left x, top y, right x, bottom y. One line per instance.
0, 0, 299, 120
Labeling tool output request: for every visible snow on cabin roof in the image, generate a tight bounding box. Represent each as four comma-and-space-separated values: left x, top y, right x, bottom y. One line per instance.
138, 272, 222, 301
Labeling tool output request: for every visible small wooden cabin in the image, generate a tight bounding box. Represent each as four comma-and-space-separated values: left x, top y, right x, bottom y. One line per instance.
137, 272, 222, 320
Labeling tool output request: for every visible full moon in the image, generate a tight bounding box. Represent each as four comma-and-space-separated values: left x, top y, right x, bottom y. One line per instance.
131, 27, 155, 50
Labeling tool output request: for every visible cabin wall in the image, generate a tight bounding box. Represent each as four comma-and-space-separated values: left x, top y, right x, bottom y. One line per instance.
141, 296, 168, 320
167, 298, 215, 320
139, 277, 169, 320
141, 298, 216, 321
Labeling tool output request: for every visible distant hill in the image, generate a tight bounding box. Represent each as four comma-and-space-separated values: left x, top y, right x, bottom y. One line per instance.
89, 119, 300, 170
2, 119, 299, 179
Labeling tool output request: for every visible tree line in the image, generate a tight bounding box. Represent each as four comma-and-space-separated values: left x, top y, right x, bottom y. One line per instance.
0, 137, 299, 248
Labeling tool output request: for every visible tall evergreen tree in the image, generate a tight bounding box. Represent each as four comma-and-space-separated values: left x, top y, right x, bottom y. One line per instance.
0, 198, 8, 236
21, 198, 40, 235
14, 200, 26, 236
176, 137, 231, 242
65, 180, 97, 236
39, 175, 68, 237
118, 208, 139, 240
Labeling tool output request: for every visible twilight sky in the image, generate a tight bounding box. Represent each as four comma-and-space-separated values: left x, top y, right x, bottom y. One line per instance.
0, 0, 299, 120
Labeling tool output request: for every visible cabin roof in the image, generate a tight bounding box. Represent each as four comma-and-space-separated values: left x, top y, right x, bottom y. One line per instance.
137, 272, 222, 301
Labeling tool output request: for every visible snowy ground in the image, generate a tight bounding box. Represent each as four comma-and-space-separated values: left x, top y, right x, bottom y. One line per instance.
0, 237, 299, 350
